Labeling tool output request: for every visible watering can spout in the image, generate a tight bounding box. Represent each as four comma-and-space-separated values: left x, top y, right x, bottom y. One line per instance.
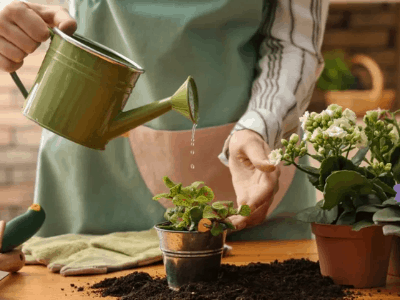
106, 76, 199, 141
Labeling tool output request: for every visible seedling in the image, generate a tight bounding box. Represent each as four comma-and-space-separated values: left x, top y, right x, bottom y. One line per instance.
153, 176, 251, 236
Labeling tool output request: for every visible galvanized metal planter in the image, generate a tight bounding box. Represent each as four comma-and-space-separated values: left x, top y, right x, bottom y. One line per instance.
155, 223, 227, 291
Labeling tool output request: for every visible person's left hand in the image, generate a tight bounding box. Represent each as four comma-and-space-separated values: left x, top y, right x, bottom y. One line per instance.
227, 129, 280, 231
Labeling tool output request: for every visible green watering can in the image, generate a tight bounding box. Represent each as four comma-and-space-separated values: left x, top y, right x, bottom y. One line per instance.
10, 27, 198, 150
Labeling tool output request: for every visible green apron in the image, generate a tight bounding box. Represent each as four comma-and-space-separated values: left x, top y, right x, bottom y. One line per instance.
33, 0, 316, 240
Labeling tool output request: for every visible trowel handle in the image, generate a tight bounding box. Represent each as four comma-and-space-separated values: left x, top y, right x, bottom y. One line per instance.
10, 72, 28, 99
0, 249, 25, 273
9, 28, 55, 100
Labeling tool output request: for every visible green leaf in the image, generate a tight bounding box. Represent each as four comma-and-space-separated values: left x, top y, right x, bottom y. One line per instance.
157, 224, 176, 230
336, 210, 356, 225
319, 157, 357, 188
190, 181, 205, 189
373, 206, 400, 222
195, 195, 210, 204
222, 220, 236, 230
377, 175, 396, 191
182, 209, 191, 224
169, 211, 184, 224
169, 183, 182, 197
238, 205, 251, 217
189, 221, 197, 231
163, 176, 177, 189
390, 145, 400, 182
323, 171, 373, 210
356, 204, 381, 214
189, 207, 203, 224
153, 193, 171, 201
180, 187, 195, 199
382, 225, 400, 236
211, 202, 233, 218
382, 198, 399, 206
372, 178, 396, 197
172, 194, 193, 207
210, 222, 225, 236
203, 205, 221, 219
197, 186, 215, 202
294, 200, 338, 224
371, 183, 388, 202
212, 201, 230, 210
164, 207, 175, 221
351, 146, 369, 166
300, 165, 322, 191
341, 198, 355, 212
228, 207, 238, 215
352, 194, 372, 208
215, 208, 228, 218
308, 154, 324, 163
352, 220, 375, 231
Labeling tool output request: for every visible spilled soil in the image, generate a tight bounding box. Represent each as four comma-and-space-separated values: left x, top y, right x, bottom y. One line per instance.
83, 258, 368, 300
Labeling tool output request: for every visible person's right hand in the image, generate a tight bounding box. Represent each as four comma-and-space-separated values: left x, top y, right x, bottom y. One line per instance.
0, 0, 77, 73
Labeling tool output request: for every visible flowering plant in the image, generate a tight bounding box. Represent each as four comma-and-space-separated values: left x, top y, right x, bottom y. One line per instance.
153, 176, 251, 236
268, 104, 400, 231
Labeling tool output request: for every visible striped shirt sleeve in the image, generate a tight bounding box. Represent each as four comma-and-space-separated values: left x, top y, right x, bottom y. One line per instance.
218, 0, 330, 166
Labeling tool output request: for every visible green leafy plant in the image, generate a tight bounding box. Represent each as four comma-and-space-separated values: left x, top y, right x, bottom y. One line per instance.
153, 176, 251, 236
317, 50, 357, 91
268, 105, 400, 231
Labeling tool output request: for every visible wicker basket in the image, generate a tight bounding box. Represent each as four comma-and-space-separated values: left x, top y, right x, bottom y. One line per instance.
324, 54, 395, 116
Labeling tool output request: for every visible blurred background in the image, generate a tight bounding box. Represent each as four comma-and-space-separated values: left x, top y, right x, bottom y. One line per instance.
0, 0, 400, 221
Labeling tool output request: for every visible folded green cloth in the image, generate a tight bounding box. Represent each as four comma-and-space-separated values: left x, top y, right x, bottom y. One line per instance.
21, 228, 232, 276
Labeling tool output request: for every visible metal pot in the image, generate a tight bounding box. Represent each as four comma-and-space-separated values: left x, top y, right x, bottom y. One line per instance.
154, 223, 227, 291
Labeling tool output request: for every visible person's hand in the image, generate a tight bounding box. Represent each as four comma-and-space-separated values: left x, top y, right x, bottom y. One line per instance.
227, 129, 280, 231
0, 0, 77, 72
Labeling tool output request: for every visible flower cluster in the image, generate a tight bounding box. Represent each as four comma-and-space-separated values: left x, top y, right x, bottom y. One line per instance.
266, 104, 400, 231
268, 105, 398, 176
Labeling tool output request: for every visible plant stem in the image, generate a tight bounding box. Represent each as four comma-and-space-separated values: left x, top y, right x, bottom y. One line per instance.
292, 161, 316, 177
363, 158, 372, 166
372, 146, 386, 164
345, 144, 353, 159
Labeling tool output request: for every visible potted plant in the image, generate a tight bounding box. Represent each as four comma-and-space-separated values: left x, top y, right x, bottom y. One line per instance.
316, 50, 395, 116
268, 104, 400, 288
152, 176, 250, 291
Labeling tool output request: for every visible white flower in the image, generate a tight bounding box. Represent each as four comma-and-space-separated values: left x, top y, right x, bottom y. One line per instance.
268, 149, 282, 166
390, 128, 399, 144
354, 128, 368, 149
303, 131, 311, 141
333, 117, 351, 129
342, 108, 357, 123
310, 128, 323, 141
324, 109, 334, 117
299, 111, 310, 130
324, 126, 347, 139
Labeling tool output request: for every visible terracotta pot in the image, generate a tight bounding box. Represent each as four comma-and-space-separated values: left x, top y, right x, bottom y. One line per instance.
388, 236, 400, 277
311, 223, 393, 288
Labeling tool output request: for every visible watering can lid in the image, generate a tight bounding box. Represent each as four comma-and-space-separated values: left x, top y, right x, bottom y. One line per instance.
51, 27, 145, 73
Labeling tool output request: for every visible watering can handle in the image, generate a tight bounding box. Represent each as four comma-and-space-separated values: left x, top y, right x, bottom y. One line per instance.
9, 28, 55, 100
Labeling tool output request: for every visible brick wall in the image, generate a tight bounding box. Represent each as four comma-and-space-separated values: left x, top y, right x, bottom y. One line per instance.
0, 1, 399, 222
310, 2, 400, 112
0, 0, 69, 221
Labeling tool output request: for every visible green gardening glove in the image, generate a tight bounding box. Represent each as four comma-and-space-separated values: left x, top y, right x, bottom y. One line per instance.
21, 229, 162, 276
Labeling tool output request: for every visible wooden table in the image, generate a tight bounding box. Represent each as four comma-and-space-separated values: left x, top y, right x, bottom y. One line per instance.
1, 240, 400, 299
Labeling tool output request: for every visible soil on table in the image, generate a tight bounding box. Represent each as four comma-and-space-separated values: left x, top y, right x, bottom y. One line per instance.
88, 258, 365, 300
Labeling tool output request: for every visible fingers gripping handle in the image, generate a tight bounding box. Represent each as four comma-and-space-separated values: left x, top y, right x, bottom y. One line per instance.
9, 28, 55, 99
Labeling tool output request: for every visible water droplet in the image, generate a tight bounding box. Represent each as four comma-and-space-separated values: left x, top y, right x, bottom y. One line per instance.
190, 150, 195, 155
190, 164, 195, 169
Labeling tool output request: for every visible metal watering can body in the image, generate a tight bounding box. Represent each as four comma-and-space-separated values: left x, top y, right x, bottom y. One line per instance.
11, 28, 198, 150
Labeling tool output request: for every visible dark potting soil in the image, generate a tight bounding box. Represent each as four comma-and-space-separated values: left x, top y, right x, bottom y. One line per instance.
88, 258, 364, 300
